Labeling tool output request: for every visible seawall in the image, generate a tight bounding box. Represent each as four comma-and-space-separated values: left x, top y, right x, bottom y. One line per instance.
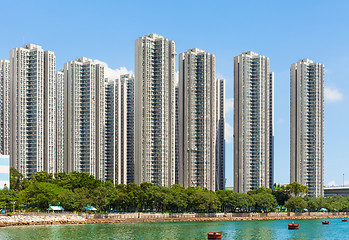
0, 212, 348, 227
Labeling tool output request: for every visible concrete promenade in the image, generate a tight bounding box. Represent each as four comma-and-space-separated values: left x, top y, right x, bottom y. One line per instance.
0, 212, 348, 227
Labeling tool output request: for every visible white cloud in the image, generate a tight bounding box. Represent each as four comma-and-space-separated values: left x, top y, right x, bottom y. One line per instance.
225, 122, 233, 143
225, 98, 234, 114
216, 73, 226, 80
326, 180, 349, 186
327, 180, 337, 186
324, 87, 343, 102
93, 59, 133, 80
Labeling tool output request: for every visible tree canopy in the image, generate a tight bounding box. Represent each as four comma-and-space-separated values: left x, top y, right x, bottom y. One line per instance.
3, 169, 345, 213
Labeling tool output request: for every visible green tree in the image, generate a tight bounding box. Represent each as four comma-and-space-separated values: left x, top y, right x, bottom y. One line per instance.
272, 184, 290, 205
55, 189, 78, 211
33, 171, 54, 183
20, 181, 63, 210
285, 182, 308, 197
91, 181, 115, 211
10, 167, 28, 191
285, 196, 307, 212
251, 192, 277, 212
0, 189, 18, 210
304, 196, 318, 211
187, 187, 220, 212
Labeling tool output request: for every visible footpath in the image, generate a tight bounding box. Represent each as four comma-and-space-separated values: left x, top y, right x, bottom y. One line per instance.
1, 212, 348, 227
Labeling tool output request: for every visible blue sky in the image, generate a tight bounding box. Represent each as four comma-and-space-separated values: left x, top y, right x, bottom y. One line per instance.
1, 0, 348, 187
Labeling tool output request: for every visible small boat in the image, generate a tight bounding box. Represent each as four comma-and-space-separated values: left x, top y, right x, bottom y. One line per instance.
322, 221, 329, 225
288, 224, 299, 230
342, 219, 347, 222
207, 232, 222, 239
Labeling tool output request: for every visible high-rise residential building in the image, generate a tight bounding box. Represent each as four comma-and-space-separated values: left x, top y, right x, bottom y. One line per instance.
135, 33, 176, 187
290, 59, 324, 197
178, 48, 217, 190
0, 60, 10, 156
64, 57, 105, 179
234, 51, 274, 193
55, 70, 64, 173
9, 44, 57, 178
216, 79, 225, 190
175, 85, 179, 185
122, 74, 135, 184
104, 74, 134, 184
44, 51, 57, 173
104, 79, 119, 183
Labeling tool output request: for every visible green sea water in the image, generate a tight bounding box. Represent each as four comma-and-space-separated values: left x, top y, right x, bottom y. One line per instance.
0, 218, 347, 239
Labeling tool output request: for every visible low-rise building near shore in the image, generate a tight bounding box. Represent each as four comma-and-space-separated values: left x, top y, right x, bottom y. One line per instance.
324, 186, 349, 197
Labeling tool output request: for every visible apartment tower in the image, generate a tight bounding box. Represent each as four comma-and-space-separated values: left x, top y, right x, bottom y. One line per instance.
216, 79, 225, 190
135, 34, 176, 186
64, 57, 105, 179
55, 70, 64, 173
234, 51, 274, 193
123, 74, 135, 184
290, 59, 324, 197
178, 48, 217, 190
0, 60, 10, 155
9, 44, 57, 178
104, 74, 134, 184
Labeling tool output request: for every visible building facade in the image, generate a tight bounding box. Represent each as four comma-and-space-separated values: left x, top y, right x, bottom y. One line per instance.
216, 79, 225, 190
178, 48, 217, 190
134, 34, 176, 186
56, 70, 64, 173
9, 44, 57, 178
0, 60, 10, 156
44, 51, 57, 173
0, 155, 10, 189
175, 85, 179, 185
234, 51, 274, 193
64, 57, 105, 179
122, 74, 135, 184
290, 59, 324, 197
104, 74, 134, 184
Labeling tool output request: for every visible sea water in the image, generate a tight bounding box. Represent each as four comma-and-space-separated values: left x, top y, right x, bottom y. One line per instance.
0, 218, 346, 239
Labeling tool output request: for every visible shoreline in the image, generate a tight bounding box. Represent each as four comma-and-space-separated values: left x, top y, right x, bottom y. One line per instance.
1, 213, 348, 227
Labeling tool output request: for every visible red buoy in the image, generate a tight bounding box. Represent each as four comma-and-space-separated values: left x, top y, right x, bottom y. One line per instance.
322, 221, 329, 225
288, 224, 299, 230
342, 219, 347, 222
207, 232, 222, 239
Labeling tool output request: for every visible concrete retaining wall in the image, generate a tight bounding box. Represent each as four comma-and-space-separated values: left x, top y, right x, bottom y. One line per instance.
0, 211, 347, 224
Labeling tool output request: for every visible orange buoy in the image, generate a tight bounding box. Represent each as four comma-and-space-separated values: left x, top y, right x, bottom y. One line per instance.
288, 224, 299, 230
322, 221, 329, 225
342, 219, 347, 222
207, 232, 222, 239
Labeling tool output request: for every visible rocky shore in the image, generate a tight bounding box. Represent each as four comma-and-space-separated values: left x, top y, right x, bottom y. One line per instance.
0, 212, 348, 227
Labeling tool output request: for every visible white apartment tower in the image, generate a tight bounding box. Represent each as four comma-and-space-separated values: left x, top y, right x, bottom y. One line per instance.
135, 34, 176, 186
0, 60, 10, 155
64, 57, 105, 179
216, 79, 225, 190
56, 70, 64, 173
178, 48, 217, 190
175, 85, 179, 185
234, 51, 274, 193
123, 74, 135, 184
9, 44, 57, 178
104, 79, 119, 183
290, 59, 324, 197
44, 51, 57, 173
104, 74, 135, 184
